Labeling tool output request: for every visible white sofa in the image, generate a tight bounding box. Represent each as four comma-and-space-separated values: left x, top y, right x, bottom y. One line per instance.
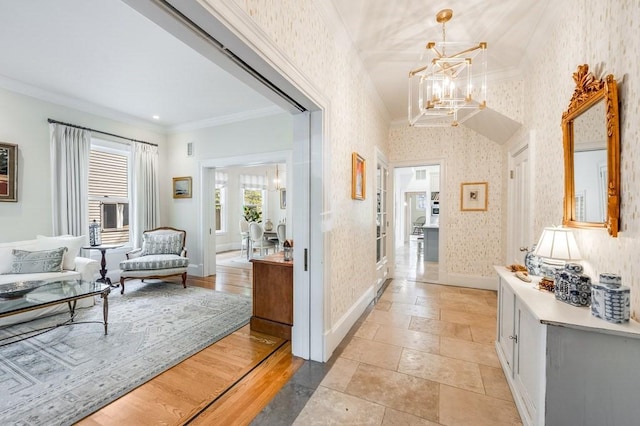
0, 236, 100, 326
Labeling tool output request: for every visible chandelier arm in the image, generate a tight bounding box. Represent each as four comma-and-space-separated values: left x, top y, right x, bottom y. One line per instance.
442, 44, 485, 59
409, 64, 428, 77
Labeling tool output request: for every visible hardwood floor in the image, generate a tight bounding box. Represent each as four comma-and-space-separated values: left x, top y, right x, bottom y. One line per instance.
78, 252, 303, 425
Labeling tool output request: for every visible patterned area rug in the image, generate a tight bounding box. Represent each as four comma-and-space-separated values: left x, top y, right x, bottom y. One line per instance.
0, 280, 252, 425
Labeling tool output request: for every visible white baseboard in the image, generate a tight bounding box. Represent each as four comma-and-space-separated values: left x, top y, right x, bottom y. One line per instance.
188, 263, 204, 277
437, 272, 497, 291
323, 284, 375, 361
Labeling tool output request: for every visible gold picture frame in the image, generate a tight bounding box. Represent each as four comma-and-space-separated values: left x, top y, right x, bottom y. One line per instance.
0, 142, 18, 202
173, 176, 192, 199
352, 152, 366, 200
460, 182, 488, 211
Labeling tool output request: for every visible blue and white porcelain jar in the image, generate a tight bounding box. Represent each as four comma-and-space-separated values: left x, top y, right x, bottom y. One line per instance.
555, 263, 591, 306
524, 244, 541, 276
592, 281, 630, 323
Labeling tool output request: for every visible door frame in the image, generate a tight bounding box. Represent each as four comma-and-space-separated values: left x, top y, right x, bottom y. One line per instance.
392, 160, 447, 283
507, 131, 534, 265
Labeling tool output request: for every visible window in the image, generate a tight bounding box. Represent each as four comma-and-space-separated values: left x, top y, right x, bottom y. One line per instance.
243, 188, 263, 222
88, 140, 130, 244
214, 171, 228, 233
215, 187, 225, 232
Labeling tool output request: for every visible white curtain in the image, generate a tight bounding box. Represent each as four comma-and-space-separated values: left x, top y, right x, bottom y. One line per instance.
130, 142, 159, 248
49, 123, 90, 236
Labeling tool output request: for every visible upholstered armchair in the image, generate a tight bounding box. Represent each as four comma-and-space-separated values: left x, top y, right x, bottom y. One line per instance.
119, 227, 189, 294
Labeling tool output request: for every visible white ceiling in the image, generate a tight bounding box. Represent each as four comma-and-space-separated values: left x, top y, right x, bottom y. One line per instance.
0, 0, 279, 131
0, 1, 560, 131
330, 0, 558, 123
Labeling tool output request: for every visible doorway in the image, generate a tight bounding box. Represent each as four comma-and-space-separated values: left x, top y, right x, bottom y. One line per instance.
393, 164, 442, 283
127, 2, 325, 361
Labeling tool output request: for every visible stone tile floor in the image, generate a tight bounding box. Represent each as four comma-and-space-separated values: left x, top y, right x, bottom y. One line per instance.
253, 241, 522, 425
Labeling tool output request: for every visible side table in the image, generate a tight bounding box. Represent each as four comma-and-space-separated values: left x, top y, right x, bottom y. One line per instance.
82, 244, 123, 287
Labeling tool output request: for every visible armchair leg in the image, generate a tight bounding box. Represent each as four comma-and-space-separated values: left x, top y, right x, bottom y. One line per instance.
181, 272, 187, 288
120, 277, 125, 295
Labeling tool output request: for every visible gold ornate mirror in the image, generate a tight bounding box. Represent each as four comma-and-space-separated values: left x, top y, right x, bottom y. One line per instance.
562, 64, 620, 237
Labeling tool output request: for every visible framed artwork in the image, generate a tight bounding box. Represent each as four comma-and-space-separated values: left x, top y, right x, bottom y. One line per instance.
280, 188, 287, 209
351, 152, 366, 200
172, 176, 192, 199
0, 142, 17, 202
460, 182, 488, 211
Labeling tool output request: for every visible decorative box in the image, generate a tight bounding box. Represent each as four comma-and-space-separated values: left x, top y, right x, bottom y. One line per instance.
555, 263, 591, 306
591, 283, 630, 323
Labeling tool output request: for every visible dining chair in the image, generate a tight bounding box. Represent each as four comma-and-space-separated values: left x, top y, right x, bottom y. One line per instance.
249, 222, 275, 258
275, 223, 286, 251
239, 218, 250, 258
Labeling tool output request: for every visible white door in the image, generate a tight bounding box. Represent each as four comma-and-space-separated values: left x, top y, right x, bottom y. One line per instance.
508, 144, 531, 265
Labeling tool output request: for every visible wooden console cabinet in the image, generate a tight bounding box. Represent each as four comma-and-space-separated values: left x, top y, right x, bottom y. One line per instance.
495, 266, 640, 426
250, 254, 293, 340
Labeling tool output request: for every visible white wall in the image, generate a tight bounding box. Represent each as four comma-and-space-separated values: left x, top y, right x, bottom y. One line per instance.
0, 87, 167, 243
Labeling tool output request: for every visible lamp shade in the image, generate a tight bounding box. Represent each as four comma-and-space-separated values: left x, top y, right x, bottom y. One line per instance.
533, 227, 581, 261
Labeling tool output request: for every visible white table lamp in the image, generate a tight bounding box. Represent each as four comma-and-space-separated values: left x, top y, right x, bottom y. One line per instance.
533, 227, 581, 278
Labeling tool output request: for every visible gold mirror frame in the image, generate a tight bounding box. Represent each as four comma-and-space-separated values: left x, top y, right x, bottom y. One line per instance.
562, 64, 620, 237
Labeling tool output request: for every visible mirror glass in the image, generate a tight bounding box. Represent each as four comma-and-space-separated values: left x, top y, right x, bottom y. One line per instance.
572, 99, 607, 223
562, 64, 620, 237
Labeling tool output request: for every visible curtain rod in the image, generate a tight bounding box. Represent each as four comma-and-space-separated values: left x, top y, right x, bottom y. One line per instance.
47, 118, 158, 147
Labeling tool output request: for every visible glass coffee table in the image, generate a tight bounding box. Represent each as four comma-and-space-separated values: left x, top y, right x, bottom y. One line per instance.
0, 280, 110, 346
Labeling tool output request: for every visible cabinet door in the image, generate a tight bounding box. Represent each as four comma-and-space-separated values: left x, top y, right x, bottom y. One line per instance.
514, 300, 545, 425
497, 278, 516, 373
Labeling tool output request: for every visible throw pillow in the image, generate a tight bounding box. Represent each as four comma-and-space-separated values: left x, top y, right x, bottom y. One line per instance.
141, 232, 183, 256
36, 235, 84, 271
9, 247, 67, 274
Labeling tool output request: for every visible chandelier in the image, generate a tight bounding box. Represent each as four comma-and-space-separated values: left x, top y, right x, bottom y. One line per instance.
408, 9, 487, 127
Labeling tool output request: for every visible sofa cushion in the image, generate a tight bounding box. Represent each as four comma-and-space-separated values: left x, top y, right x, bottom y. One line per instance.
120, 254, 189, 271
9, 247, 67, 274
0, 240, 38, 274
36, 235, 84, 271
141, 233, 183, 256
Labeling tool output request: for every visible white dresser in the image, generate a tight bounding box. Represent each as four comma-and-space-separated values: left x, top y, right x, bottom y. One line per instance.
495, 266, 640, 426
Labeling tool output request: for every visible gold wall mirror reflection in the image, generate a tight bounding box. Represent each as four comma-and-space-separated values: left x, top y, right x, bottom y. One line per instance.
562, 64, 620, 237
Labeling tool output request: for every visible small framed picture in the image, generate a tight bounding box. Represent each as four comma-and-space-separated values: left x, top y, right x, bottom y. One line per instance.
0, 142, 18, 202
173, 176, 192, 199
351, 152, 366, 200
280, 188, 287, 209
461, 182, 488, 211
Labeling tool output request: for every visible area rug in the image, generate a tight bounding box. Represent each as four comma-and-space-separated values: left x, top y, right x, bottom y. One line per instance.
0, 280, 252, 425
217, 255, 253, 270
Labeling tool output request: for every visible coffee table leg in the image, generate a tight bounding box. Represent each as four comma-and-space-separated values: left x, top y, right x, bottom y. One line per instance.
67, 300, 77, 321
101, 291, 109, 335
